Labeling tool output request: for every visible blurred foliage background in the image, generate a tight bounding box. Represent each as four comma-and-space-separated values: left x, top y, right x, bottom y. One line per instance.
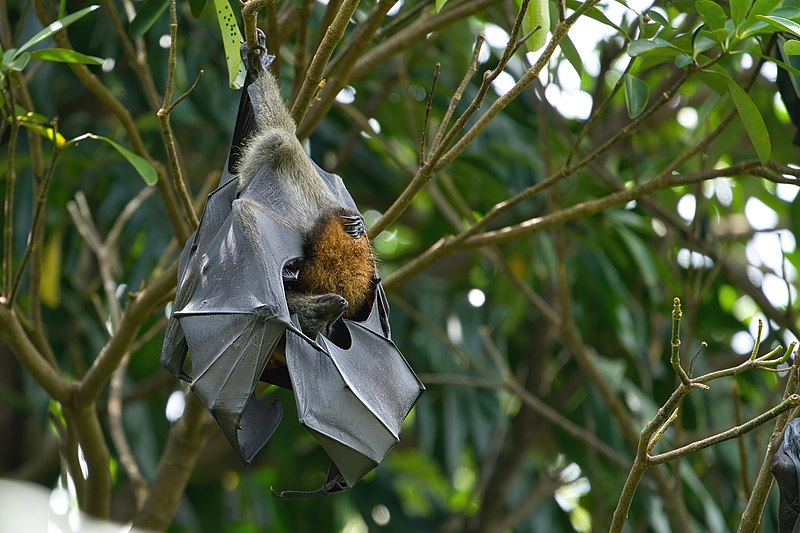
3, 0, 800, 531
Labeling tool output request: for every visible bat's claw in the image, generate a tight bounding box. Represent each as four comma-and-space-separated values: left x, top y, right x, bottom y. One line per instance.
340, 215, 366, 238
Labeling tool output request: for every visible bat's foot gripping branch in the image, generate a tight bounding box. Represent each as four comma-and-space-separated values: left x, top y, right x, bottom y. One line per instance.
240, 28, 274, 76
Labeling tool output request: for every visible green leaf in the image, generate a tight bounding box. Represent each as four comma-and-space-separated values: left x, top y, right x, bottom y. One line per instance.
189, 0, 209, 17
435, 0, 449, 12
213, 0, 244, 89
17, 119, 66, 145
560, 34, 583, 76
617, 227, 659, 293
675, 54, 693, 68
627, 38, 681, 57
731, 0, 753, 27
4, 51, 29, 71
646, 10, 670, 27
584, 6, 629, 38
756, 15, 800, 38
726, 80, 771, 163
623, 74, 649, 118
17, 5, 99, 55
521, 0, 549, 52
129, 0, 169, 39
696, 0, 727, 30
741, 7, 800, 38
70, 134, 157, 185
28, 48, 103, 65
786, 39, 800, 55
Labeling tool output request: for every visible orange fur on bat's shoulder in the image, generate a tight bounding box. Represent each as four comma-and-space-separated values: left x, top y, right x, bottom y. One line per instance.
299, 208, 375, 317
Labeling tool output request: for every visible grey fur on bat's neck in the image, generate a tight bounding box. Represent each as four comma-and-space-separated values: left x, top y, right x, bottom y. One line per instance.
235, 70, 337, 233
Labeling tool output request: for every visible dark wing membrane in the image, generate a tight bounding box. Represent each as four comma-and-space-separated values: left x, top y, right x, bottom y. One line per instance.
161, 178, 238, 378
167, 198, 306, 463
284, 315, 424, 489
227, 62, 263, 174
312, 161, 360, 214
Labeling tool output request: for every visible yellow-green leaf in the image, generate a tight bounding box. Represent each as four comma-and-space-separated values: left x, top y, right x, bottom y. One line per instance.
522, 0, 549, 52
41, 231, 62, 307
17, 118, 66, 145
213, 0, 244, 89
29, 48, 103, 65
786, 39, 800, 55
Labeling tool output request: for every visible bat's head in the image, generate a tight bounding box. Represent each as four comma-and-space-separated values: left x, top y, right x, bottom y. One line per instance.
286, 292, 348, 340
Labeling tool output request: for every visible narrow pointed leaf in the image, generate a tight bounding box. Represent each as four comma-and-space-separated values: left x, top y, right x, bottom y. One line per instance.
560, 34, 583, 76
213, 0, 244, 89
17, 119, 67, 145
87, 134, 158, 185
726, 80, 771, 163
29, 48, 103, 65
756, 15, 800, 38
17, 5, 100, 55
623, 74, 649, 118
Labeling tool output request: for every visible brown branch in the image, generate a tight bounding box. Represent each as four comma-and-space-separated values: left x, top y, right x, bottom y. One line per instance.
107, 351, 148, 509
242, 0, 272, 49
290, 0, 360, 127
32, 0, 190, 242
78, 260, 178, 403
351, 0, 501, 81
64, 404, 112, 518
0, 304, 71, 403
738, 371, 800, 532
157, 0, 198, 230
649, 395, 800, 465
134, 394, 215, 530
3, 77, 19, 298
296, 0, 396, 138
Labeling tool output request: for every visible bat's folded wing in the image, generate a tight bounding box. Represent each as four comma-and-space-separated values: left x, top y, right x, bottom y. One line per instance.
284, 312, 424, 491
163, 196, 305, 463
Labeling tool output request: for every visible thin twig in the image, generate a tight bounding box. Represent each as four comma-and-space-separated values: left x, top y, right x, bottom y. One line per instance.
108, 351, 149, 509
429, 35, 483, 156
242, 0, 272, 50
157, 0, 198, 230
32, 0, 189, 241
10, 133, 62, 304
419, 63, 441, 165
290, 0, 360, 127
3, 76, 19, 298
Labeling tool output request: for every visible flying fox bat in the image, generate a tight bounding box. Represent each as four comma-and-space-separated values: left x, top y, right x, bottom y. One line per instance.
160, 32, 424, 497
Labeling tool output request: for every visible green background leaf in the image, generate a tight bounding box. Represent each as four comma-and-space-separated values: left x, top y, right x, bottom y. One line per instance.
623, 74, 649, 117
128, 0, 169, 39
28, 48, 103, 65
726, 80, 771, 163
